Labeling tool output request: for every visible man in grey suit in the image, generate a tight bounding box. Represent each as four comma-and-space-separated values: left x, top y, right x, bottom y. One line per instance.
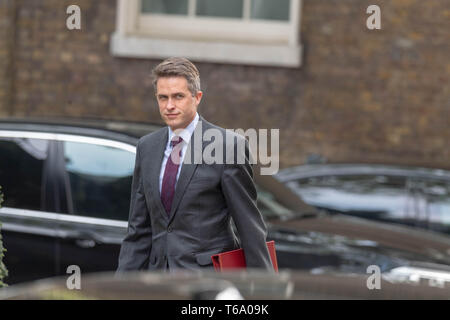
117, 57, 272, 271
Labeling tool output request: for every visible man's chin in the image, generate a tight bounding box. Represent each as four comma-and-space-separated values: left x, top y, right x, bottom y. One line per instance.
165, 119, 182, 131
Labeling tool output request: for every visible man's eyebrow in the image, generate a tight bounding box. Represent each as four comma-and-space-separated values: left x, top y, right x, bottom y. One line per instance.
157, 92, 185, 98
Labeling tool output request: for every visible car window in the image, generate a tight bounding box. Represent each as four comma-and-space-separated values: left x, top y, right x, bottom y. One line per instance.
286, 174, 408, 223
0, 138, 49, 211
419, 179, 450, 234
62, 141, 135, 221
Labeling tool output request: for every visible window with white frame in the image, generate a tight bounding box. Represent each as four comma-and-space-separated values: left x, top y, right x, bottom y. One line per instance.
111, 0, 302, 67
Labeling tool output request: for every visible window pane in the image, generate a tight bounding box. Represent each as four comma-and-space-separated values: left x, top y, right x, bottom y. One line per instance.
287, 175, 408, 223
63, 142, 135, 221
196, 0, 243, 18
0, 138, 48, 211
141, 0, 188, 15
251, 0, 290, 21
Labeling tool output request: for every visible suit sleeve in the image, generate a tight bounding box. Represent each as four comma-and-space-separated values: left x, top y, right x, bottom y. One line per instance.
221, 139, 273, 270
117, 139, 152, 272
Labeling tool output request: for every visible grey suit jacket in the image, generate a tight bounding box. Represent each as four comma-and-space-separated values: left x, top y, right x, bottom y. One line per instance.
117, 117, 272, 271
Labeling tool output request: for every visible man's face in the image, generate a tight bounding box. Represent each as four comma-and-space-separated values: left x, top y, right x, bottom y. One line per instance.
156, 76, 202, 131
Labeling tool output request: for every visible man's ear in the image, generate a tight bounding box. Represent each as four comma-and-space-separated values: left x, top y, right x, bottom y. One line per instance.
195, 91, 203, 105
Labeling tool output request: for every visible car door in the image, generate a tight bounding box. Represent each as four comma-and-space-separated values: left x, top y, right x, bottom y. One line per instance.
0, 134, 60, 284
54, 137, 135, 275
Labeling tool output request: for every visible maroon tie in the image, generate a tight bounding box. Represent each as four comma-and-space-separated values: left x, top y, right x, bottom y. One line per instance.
161, 136, 183, 215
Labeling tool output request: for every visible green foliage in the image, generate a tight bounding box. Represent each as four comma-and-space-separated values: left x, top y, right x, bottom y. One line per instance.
0, 186, 8, 287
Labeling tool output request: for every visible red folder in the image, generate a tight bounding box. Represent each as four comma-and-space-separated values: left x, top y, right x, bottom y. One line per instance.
211, 241, 278, 272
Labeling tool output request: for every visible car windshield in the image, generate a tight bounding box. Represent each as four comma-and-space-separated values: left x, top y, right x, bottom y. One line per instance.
256, 185, 293, 218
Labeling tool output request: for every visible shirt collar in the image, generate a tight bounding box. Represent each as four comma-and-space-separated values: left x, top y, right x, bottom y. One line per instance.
167, 112, 199, 146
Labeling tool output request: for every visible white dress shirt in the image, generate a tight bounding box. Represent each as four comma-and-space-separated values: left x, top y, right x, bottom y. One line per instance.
159, 113, 199, 193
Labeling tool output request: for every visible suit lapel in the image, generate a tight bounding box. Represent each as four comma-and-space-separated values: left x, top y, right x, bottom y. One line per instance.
148, 128, 170, 222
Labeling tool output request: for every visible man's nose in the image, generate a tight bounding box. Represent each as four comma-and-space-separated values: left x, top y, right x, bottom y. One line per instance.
167, 98, 176, 109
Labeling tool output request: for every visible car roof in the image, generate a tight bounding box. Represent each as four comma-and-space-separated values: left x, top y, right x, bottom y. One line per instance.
0, 117, 164, 145
2, 270, 450, 300
0, 117, 162, 137
277, 163, 450, 182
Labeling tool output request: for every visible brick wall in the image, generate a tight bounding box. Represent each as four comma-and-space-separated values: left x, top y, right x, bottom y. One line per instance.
0, 0, 448, 169
0, 0, 15, 117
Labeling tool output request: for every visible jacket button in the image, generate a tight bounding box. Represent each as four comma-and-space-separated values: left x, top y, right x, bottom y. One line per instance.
167, 226, 172, 233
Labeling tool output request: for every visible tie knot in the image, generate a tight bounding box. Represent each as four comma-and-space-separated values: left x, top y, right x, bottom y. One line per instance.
170, 136, 183, 147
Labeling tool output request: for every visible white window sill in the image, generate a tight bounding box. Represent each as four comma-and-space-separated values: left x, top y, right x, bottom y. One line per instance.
110, 32, 302, 68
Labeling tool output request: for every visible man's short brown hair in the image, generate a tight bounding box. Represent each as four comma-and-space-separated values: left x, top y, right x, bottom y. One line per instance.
152, 57, 201, 96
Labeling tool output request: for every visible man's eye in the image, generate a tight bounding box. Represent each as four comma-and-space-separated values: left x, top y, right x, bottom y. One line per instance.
176, 94, 184, 99
159, 96, 167, 100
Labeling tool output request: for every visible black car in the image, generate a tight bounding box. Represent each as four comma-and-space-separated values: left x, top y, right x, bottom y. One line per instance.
276, 164, 450, 235
1, 118, 450, 286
